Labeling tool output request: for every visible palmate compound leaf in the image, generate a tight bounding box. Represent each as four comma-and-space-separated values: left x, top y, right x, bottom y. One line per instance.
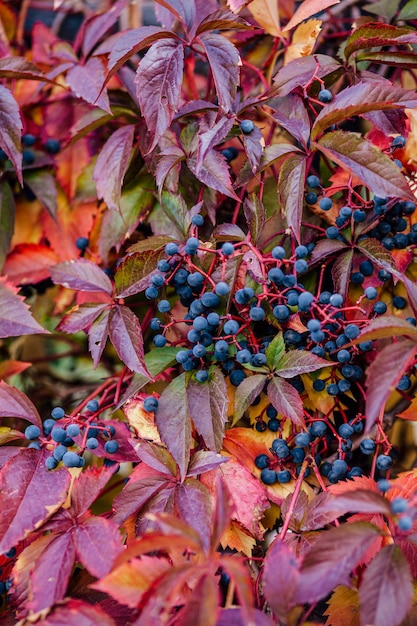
0, 449, 70, 554
263, 539, 301, 622
0, 278, 48, 337
359, 544, 413, 626
50, 258, 113, 294
135, 39, 184, 151
93, 124, 135, 211
108, 305, 150, 377
365, 338, 417, 431
316, 130, 416, 202
292, 522, 382, 605
344, 22, 417, 62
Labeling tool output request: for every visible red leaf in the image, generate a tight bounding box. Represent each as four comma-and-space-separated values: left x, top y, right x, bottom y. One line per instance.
4, 243, 59, 286
23, 169, 58, 219
187, 451, 229, 477
293, 522, 382, 605
0, 84, 22, 185
70, 466, 116, 517
155, 373, 192, 481
135, 39, 184, 151
316, 131, 416, 201
359, 545, 412, 626
272, 93, 311, 147
0, 381, 42, 427
82, 0, 129, 57
276, 350, 329, 378
88, 309, 110, 367
0, 278, 49, 337
198, 33, 240, 113
345, 22, 417, 61
267, 376, 305, 427
66, 57, 111, 113
175, 479, 212, 554
94, 125, 135, 211
186, 366, 228, 451
272, 54, 341, 98
188, 149, 240, 200
315, 489, 392, 517
34, 599, 117, 626
108, 305, 150, 377
263, 539, 301, 622
211, 475, 234, 551
197, 117, 235, 171
50, 259, 113, 294
74, 516, 123, 578
57, 303, 109, 333
0, 449, 70, 553
136, 440, 177, 476
175, 571, 219, 626
365, 338, 416, 431
220, 556, 255, 624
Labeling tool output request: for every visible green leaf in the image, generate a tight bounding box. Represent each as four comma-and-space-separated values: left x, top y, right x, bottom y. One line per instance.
265, 333, 285, 371
278, 153, 307, 243
115, 248, 168, 298
363, 0, 400, 22
398, 0, 417, 19
186, 367, 228, 452
234, 374, 266, 422
155, 373, 192, 481
267, 377, 305, 427
312, 82, 417, 140
344, 22, 417, 61
161, 191, 190, 237
315, 131, 415, 201
356, 51, 417, 68
0, 181, 14, 272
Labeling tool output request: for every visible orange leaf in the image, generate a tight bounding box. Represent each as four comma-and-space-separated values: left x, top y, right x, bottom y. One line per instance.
0, 360, 31, 379
3, 243, 59, 285
324, 584, 361, 626
397, 396, 417, 421
284, 19, 322, 65
249, 0, 281, 37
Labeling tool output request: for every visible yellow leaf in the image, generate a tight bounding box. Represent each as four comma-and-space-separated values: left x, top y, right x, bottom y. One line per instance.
0, 426, 25, 445
221, 520, 257, 556
324, 584, 361, 626
249, 0, 281, 37
284, 19, 322, 65
123, 398, 161, 442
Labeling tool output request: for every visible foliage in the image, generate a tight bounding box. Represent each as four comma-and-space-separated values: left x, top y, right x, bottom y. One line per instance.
1, 0, 417, 623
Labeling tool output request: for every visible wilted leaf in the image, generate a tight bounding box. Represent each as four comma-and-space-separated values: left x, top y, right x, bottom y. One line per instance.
267, 376, 305, 426
278, 153, 307, 242
94, 125, 135, 211
284, 19, 322, 65
0, 84, 22, 185
263, 539, 300, 621
50, 258, 113, 294
198, 33, 239, 113
0, 278, 48, 337
359, 545, 412, 626
0, 449, 70, 553
108, 305, 150, 377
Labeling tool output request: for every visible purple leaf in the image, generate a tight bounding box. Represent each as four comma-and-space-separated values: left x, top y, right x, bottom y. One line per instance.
267, 377, 305, 427
155, 147, 185, 194
301, 492, 343, 531
0, 381, 42, 427
216, 608, 276, 626
0, 84, 22, 185
214, 223, 246, 240
32, 599, 117, 626
0, 181, 14, 271
332, 248, 354, 302
66, 57, 110, 113
82, 0, 129, 57
74, 516, 123, 578
311, 238, 348, 263
50, 259, 113, 295
188, 149, 240, 200
276, 350, 329, 378
155, 373, 192, 481
175, 479, 212, 554
272, 94, 311, 147
57, 303, 109, 334
263, 539, 301, 622
243, 195, 266, 244
352, 315, 417, 343
197, 116, 235, 171
259, 143, 301, 170
0, 449, 70, 554
174, 99, 218, 119
278, 153, 307, 243
155, 0, 196, 34
186, 366, 229, 451
0, 57, 49, 81
187, 451, 229, 477
345, 22, 417, 61
108, 305, 150, 377
196, 8, 253, 35
272, 54, 341, 98
365, 338, 416, 431
359, 545, 412, 626
0, 279, 48, 338
316, 130, 416, 201
88, 309, 110, 368
23, 170, 57, 219
234, 374, 267, 422
135, 39, 184, 151
242, 124, 264, 173
315, 489, 392, 516
136, 440, 177, 476
94, 125, 135, 211
70, 466, 117, 518
312, 81, 417, 139
198, 33, 240, 113
293, 522, 382, 605
115, 249, 169, 298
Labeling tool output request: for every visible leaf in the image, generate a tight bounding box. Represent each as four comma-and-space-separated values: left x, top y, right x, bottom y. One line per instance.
186, 367, 229, 451
0, 449, 70, 554
93, 125, 135, 211
359, 545, 412, 626
351, 316, 417, 344
198, 33, 240, 113
0, 278, 48, 337
365, 338, 417, 432
31, 599, 117, 626
108, 305, 150, 377
82, 0, 129, 57
332, 249, 354, 302
0, 84, 22, 185
267, 376, 305, 426
344, 22, 417, 61
293, 523, 382, 605
66, 57, 111, 113
243, 195, 266, 244
196, 9, 253, 35
324, 585, 361, 626
57, 303, 109, 334
135, 39, 184, 151
176, 570, 219, 626
242, 123, 264, 173
317, 489, 392, 516
0, 57, 50, 81
197, 117, 235, 171
115, 249, 169, 298
0, 360, 31, 380
188, 150, 240, 200
0, 181, 14, 271
50, 258, 113, 294
70, 466, 117, 517
284, 19, 322, 65
263, 539, 300, 622
313, 82, 417, 140
265, 333, 285, 370
397, 396, 417, 421
23, 170, 58, 219
310, 237, 348, 264
216, 608, 276, 626
278, 153, 307, 243
88, 309, 110, 367
0, 381, 42, 426
272, 94, 311, 147
155, 0, 196, 33
399, 0, 417, 20
187, 451, 229, 477
284, 0, 340, 31
3, 243, 59, 286
357, 50, 417, 67
155, 373, 192, 481
74, 516, 123, 578
316, 131, 415, 201
160, 191, 189, 237
175, 479, 212, 554
275, 350, 329, 378
234, 374, 266, 422
363, 0, 400, 21
248, 0, 280, 36
272, 54, 341, 98
136, 440, 177, 476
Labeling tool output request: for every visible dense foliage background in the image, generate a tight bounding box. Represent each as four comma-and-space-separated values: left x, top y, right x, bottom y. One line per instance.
1, 0, 417, 624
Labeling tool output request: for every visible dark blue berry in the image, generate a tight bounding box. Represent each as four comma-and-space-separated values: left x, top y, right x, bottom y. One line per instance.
25, 425, 41, 440
360, 439, 375, 455
318, 89, 332, 103
76, 236, 89, 251
51, 407, 65, 420
240, 119, 255, 134
260, 467, 276, 484
319, 197, 332, 211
